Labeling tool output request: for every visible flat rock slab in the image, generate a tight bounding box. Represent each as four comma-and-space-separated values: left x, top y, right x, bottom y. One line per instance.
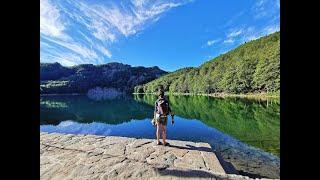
40, 132, 275, 180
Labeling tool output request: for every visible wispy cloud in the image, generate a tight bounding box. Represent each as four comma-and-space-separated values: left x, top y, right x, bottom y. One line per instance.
206, 55, 213, 59
222, 10, 245, 29
223, 38, 234, 44
40, 0, 66, 37
227, 29, 243, 38
252, 0, 280, 19
264, 24, 280, 34
75, 0, 183, 39
40, 48, 90, 66
40, 0, 190, 66
206, 40, 217, 46
95, 45, 112, 58
241, 24, 279, 43
252, 0, 267, 19
217, 0, 279, 49
240, 27, 257, 42
243, 35, 259, 42
42, 36, 99, 59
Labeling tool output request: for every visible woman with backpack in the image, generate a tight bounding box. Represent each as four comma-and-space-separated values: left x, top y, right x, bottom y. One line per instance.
153, 89, 174, 146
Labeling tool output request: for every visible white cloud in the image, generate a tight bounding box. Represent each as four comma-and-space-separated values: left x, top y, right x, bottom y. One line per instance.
220, 28, 244, 45
227, 29, 243, 38
206, 55, 214, 59
69, 0, 183, 40
244, 35, 259, 42
224, 0, 280, 45
40, 0, 65, 37
42, 36, 98, 59
264, 24, 280, 34
77, 31, 94, 45
223, 39, 234, 44
210, 0, 279, 55
91, 20, 116, 42
207, 40, 217, 46
257, 0, 265, 6
41, 45, 107, 66
40, 41, 51, 49
222, 10, 245, 29
240, 27, 257, 42
253, 0, 267, 19
40, 0, 191, 65
41, 53, 85, 66
252, 0, 279, 19
95, 45, 112, 58
240, 24, 279, 43
131, 0, 146, 8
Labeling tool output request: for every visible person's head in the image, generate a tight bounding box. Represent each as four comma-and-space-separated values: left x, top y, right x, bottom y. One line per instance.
158, 89, 164, 98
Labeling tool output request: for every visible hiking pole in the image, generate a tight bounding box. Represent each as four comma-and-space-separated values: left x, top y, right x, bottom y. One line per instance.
171, 113, 174, 125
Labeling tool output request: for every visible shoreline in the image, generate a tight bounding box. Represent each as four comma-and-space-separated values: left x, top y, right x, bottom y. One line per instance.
133, 92, 280, 99
40, 92, 279, 100
40, 93, 85, 96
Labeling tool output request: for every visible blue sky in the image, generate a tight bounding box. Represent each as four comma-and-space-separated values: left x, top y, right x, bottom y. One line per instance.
40, 0, 280, 72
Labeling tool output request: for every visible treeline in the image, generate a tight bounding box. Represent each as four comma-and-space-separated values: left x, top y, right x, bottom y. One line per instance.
134, 32, 280, 94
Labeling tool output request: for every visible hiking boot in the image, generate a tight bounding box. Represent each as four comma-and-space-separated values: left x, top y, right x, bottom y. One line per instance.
163, 142, 170, 146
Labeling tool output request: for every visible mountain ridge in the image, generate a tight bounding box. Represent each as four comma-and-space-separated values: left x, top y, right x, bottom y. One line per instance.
40, 62, 167, 94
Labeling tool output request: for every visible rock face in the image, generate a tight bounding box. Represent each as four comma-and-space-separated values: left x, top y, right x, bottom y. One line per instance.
40, 132, 278, 180
40, 62, 167, 94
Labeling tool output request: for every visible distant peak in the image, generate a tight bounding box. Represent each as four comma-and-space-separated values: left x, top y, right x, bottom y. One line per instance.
108, 62, 123, 65
152, 66, 160, 69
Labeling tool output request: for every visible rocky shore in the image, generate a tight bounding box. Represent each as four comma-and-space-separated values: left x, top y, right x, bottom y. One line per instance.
40, 132, 279, 180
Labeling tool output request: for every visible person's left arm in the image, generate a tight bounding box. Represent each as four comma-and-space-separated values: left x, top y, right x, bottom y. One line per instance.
154, 101, 158, 119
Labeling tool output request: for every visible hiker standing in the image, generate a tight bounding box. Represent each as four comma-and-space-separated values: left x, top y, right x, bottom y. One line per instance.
154, 89, 174, 145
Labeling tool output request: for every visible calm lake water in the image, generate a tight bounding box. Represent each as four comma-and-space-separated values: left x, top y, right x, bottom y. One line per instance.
40, 94, 280, 178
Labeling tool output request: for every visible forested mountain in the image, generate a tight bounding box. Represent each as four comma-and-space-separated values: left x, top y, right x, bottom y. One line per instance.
40, 62, 167, 94
134, 31, 280, 94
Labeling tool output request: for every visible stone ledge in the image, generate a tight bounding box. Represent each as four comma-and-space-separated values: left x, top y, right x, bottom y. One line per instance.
40, 132, 278, 180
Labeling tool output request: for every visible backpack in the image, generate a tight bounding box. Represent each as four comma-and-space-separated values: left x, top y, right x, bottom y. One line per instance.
157, 98, 169, 116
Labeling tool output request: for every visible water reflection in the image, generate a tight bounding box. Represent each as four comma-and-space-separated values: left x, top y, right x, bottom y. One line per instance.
134, 94, 280, 157
40, 94, 280, 178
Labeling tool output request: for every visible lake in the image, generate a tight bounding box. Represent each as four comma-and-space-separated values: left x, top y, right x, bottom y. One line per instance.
40, 94, 280, 178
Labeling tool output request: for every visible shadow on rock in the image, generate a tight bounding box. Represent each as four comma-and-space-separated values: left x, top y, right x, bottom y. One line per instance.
167, 144, 213, 153
155, 168, 224, 178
